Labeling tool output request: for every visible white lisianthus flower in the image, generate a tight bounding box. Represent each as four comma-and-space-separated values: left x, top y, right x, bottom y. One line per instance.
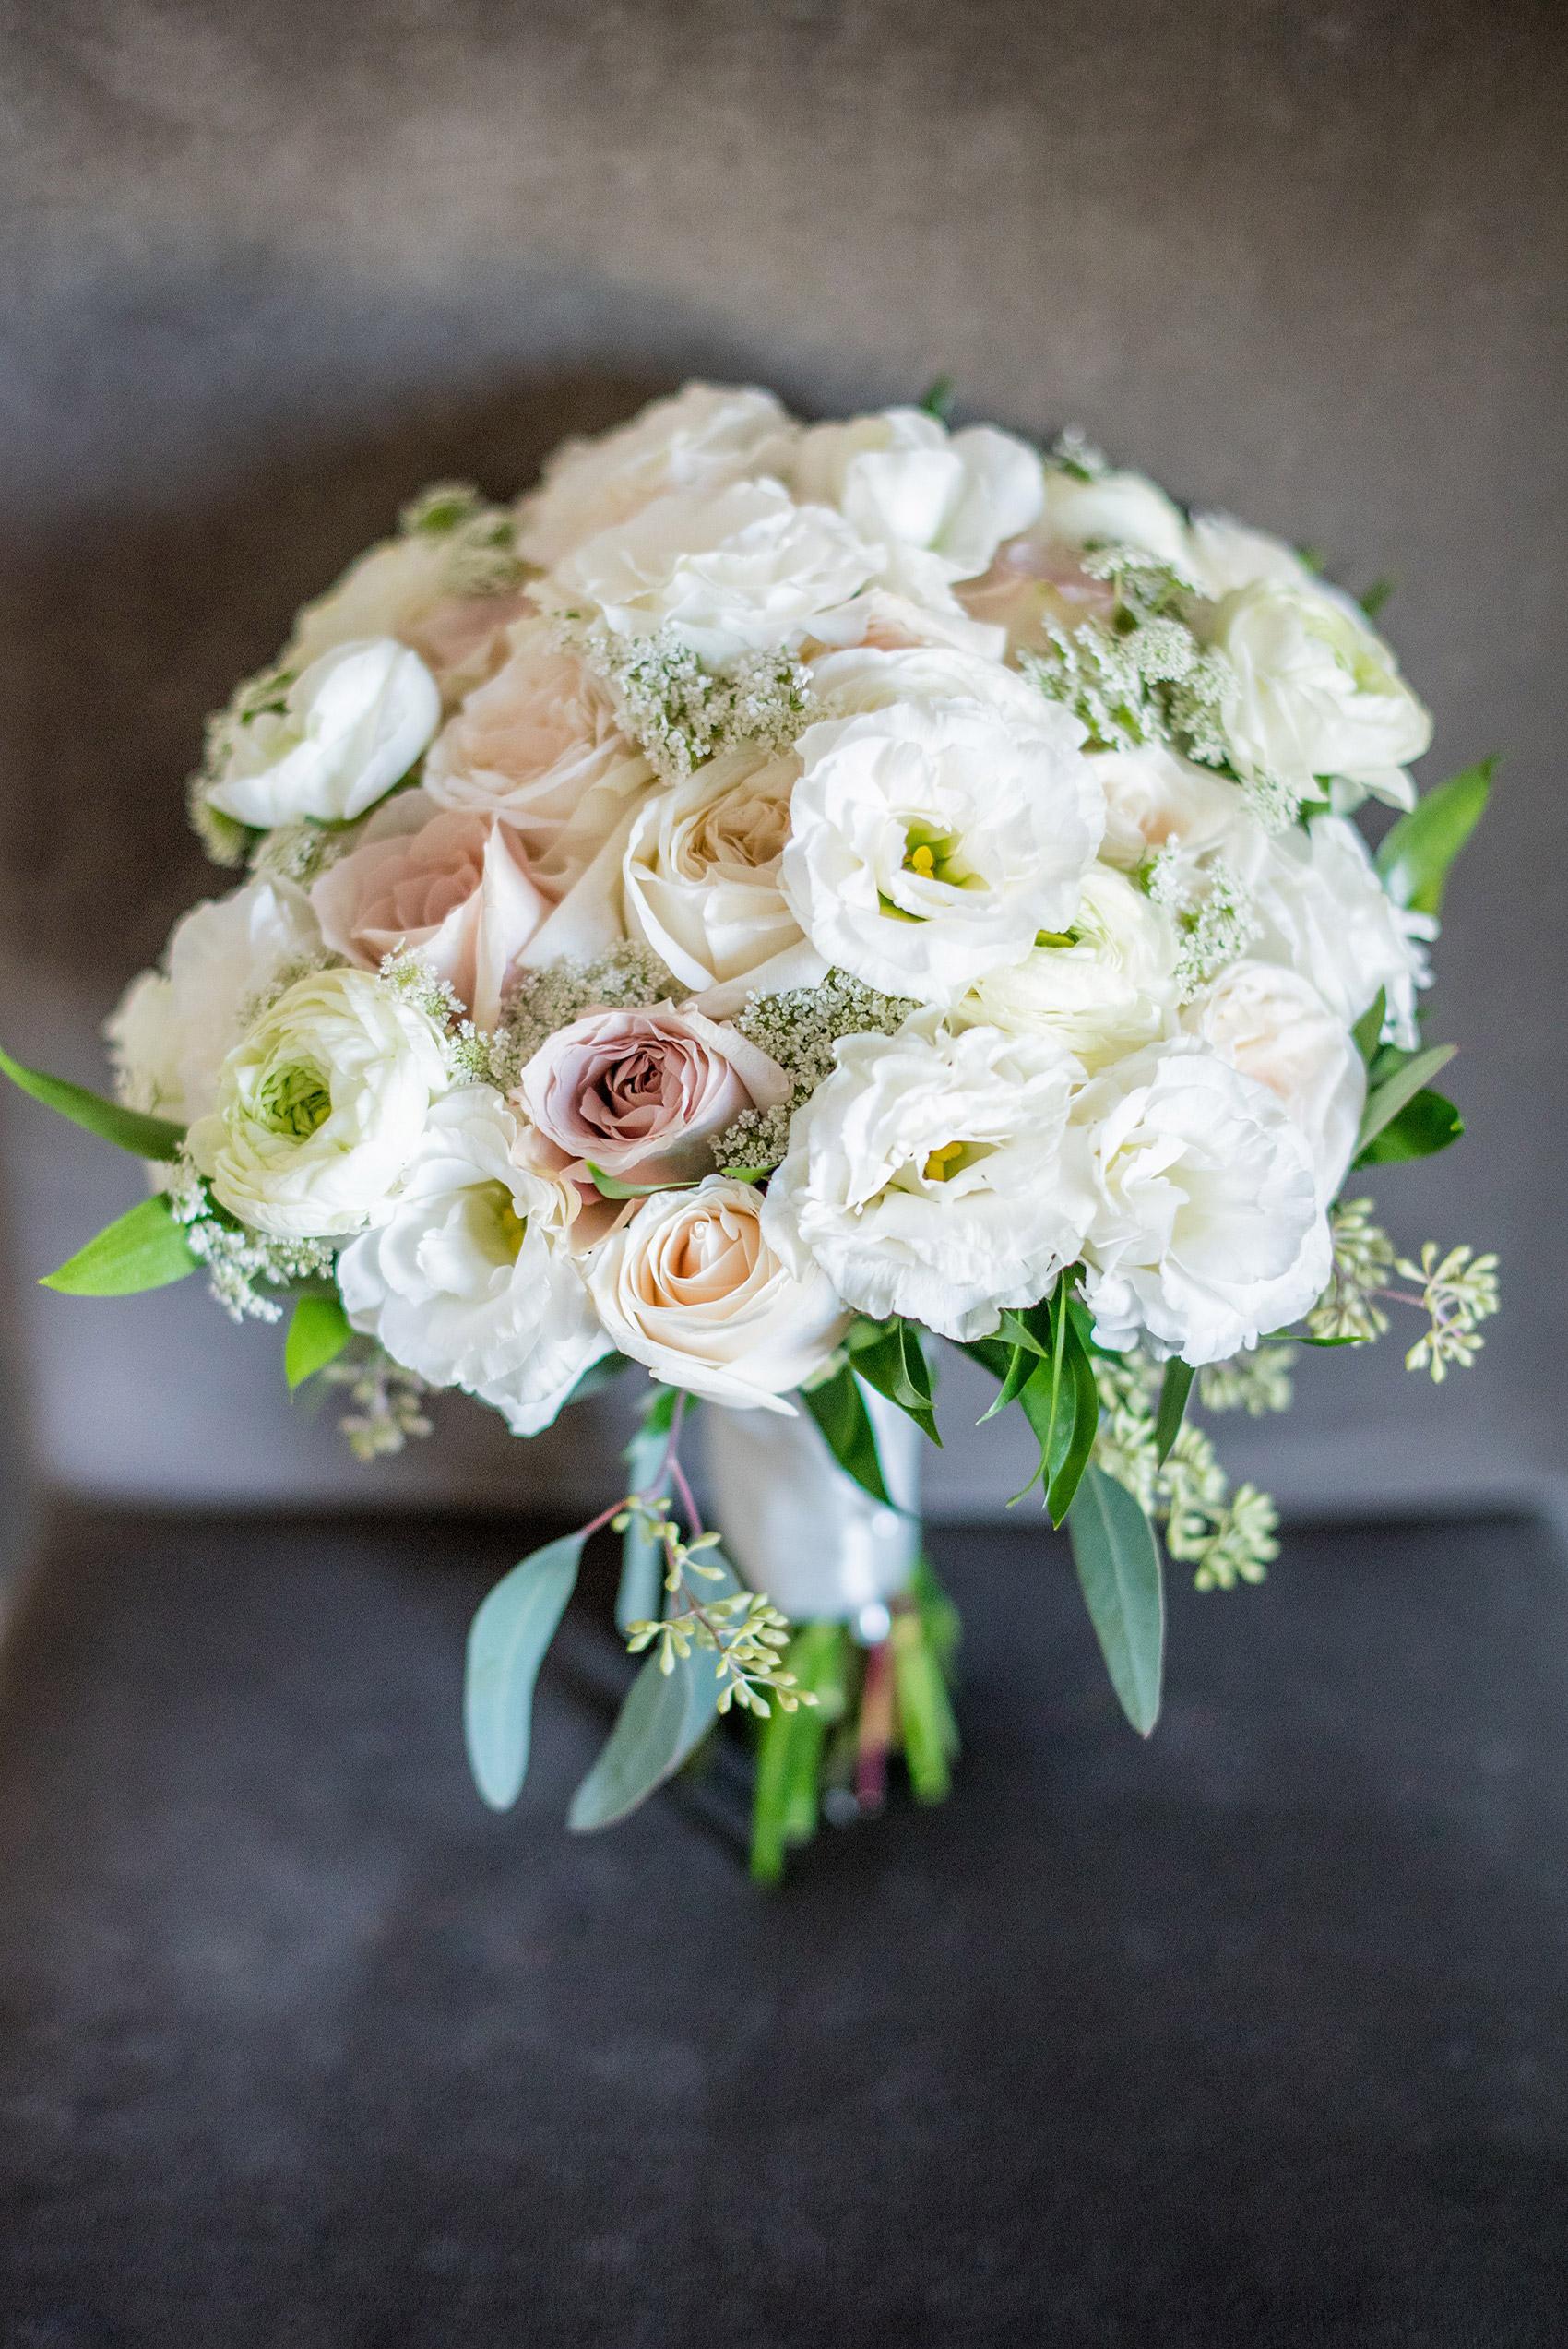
622, 745, 825, 1004
105, 877, 325, 1127
187, 968, 450, 1240
961, 864, 1180, 1070
761, 1013, 1091, 1342
790, 408, 1044, 610
1028, 462, 1190, 565
778, 697, 1102, 1003
588, 1176, 847, 1413
550, 481, 876, 665
516, 382, 798, 567
1183, 960, 1365, 1203
1225, 812, 1433, 1049
1071, 1038, 1331, 1364
1198, 579, 1432, 812
205, 639, 441, 830
336, 1087, 610, 1437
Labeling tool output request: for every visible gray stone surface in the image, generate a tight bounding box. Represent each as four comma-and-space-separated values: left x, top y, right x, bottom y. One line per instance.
0, 1, 1562, 1517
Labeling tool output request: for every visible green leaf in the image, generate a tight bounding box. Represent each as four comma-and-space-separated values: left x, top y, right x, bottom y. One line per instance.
750, 1619, 845, 1884
846, 1319, 941, 1447
918, 374, 956, 423
1045, 1318, 1099, 1527
1358, 575, 1396, 621
464, 1532, 586, 1810
0, 1043, 186, 1162
615, 1386, 680, 1634
891, 1612, 959, 1805
1068, 1464, 1165, 1737
284, 1294, 351, 1389
1351, 988, 1387, 1067
1354, 1042, 1457, 1160
799, 1365, 894, 1507
1154, 1358, 1195, 1465
1374, 757, 1494, 915
1358, 1088, 1464, 1164
568, 1553, 742, 1833
587, 1163, 696, 1200
41, 1193, 198, 1295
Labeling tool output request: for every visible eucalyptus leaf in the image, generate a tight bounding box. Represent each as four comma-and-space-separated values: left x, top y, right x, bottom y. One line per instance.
799, 1365, 894, 1507
1354, 1043, 1458, 1160
41, 1194, 198, 1295
1068, 1464, 1165, 1737
1358, 1087, 1464, 1163
1154, 1358, 1196, 1465
284, 1294, 351, 1390
1375, 757, 1493, 915
568, 1549, 742, 1833
464, 1532, 586, 1810
0, 1043, 186, 1163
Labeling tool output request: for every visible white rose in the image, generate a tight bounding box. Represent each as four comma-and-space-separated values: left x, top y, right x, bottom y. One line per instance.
104, 877, 325, 1127
761, 1013, 1091, 1342
187, 967, 449, 1240
622, 745, 826, 1005
961, 864, 1179, 1069
1093, 742, 1247, 874
204, 639, 441, 829
1200, 579, 1432, 811
1026, 462, 1190, 565
588, 1175, 847, 1413
790, 408, 1043, 609
516, 383, 798, 567
778, 696, 1103, 1003
336, 1087, 610, 1437
1071, 1037, 1331, 1365
1225, 812, 1433, 1049
549, 481, 876, 664
1184, 960, 1365, 1202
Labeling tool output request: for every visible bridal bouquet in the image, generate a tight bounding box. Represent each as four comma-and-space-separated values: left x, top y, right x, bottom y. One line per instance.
5, 381, 1498, 1878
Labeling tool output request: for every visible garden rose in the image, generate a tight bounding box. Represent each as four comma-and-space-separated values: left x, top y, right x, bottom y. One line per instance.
588, 1176, 847, 1411
186, 968, 450, 1240
204, 638, 441, 829
1093, 742, 1248, 874
1184, 960, 1365, 1202
762, 1013, 1092, 1341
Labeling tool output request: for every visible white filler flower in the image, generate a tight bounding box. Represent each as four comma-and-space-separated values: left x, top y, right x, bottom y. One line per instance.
187, 968, 450, 1240
588, 1175, 847, 1412
337, 1087, 610, 1436
205, 638, 441, 829
551, 480, 876, 664
1184, 959, 1366, 1204
1072, 1037, 1331, 1364
762, 1012, 1091, 1341
779, 697, 1102, 1003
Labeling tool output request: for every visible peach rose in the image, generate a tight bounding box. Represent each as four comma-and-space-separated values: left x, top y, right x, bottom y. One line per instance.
956, 539, 1118, 660
514, 1003, 790, 1197
312, 799, 548, 1029
404, 592, 532, 709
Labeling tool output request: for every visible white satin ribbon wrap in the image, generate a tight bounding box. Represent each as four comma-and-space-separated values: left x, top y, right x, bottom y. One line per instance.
703, 1385, 921, 1621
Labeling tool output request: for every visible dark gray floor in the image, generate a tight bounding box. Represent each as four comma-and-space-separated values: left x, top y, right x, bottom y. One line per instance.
0, 1505, 1565, 2347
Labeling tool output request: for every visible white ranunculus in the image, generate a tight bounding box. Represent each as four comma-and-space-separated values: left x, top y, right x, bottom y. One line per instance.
1184, 513, 1316, 599
622, 745, 826, 1004
1093, 742, 1249, 875
778, 696, 1102, 1003
961, 864, 1180, 1069
1027, 462, 1190, 565
336, 1087, 610, 1437
1184, 960, 1365, 1202
187, 968, 450, 1240
1199, 578, 1431, 811
205, 639, 441, 830
1225, 812, 1433, 1049
104, 877, 325, 1127
790, 408, 1043, 610
516, 383, 798, 568
1071, 1038, 1331, 1364
761, 1013, 1092, 1342
588, 1176, 847, 1413
550, 481, 877, 665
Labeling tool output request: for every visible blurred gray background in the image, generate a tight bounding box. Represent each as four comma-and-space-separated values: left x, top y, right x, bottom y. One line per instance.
0, 0, 1562, 1533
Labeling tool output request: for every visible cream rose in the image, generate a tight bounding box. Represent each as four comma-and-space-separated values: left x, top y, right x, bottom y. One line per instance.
311, 797, 548, 1030
588, 1176, 847, 1412
961, 864, 1179, 1069
516, 382, 798, 567
761, 1013, 1092, 1342
1184, 960, 1365, 1202
779, 696, 1103, 1003
187, 968, 450, 1240
336, 1087, 610, 1436
516, 1004, 789, 1195
1071, 1037, 1331, 1364
204, 639, 441, 830
1092, 742, 1248, 875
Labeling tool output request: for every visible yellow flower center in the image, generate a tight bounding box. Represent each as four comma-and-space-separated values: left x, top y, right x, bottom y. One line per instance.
496, 1198, 529, 1259
922, 1139, 966, 1183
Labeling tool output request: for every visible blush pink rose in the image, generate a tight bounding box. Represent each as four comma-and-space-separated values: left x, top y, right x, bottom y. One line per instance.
957, 539, 1118, 657
514, 1004, 790, 1197
404, 592, 533, 709
312, 805, 548, 1029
